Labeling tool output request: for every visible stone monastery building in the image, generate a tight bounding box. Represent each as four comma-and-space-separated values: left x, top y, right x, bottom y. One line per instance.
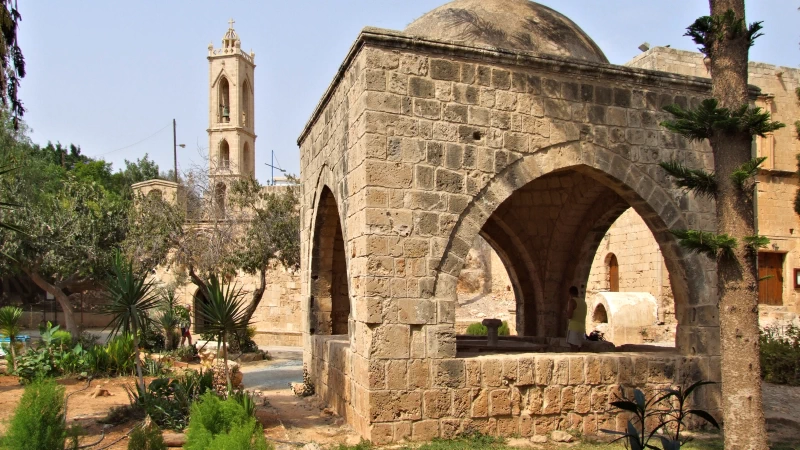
137, 0, 799, 443
295, 0, 800, 443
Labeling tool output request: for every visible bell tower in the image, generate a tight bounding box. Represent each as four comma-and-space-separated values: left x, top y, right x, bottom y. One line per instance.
207, 19, 256, 180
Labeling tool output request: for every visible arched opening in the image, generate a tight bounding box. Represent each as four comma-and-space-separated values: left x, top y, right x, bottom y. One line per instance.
309, 186, 350, 335
146, 189, 163, 201
242, 142, 251, 176
607, 253, 619, 292
193, 288, 211, 333
455, 234, 517, 335
592, 304, 608, 324
214, 182, 226, 219
241, 80, 251, 127
219, 140, 230, 170
443, 163, 694, 353
219, 77, 230, 123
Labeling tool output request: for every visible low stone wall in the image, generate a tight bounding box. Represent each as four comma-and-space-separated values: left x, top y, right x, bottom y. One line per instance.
363, 352, 719, 444
310, 336, 362, 432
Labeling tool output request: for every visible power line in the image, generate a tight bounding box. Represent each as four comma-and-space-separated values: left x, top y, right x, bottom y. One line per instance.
93, 122, 172, 158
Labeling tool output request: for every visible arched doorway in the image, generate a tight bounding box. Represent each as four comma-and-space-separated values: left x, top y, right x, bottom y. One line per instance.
193, 288, 211, 333
435, 158, 708, 353
309, 186, 350, 335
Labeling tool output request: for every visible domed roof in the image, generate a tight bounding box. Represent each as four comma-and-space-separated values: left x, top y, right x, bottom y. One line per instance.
404, 0, 608, 63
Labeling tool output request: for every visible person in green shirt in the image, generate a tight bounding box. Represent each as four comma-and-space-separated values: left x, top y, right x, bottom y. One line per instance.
565, 286, 586, 350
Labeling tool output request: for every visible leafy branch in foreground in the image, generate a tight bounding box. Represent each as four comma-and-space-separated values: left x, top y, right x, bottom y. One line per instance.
731, 156, 767, 190
685, 10, 763, 58
670, 229, 737, 258
659, 161, 716, 198
661, 99, 784, 142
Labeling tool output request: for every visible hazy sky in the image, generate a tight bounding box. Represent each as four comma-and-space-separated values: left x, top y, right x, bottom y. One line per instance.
17, 1, 799, 182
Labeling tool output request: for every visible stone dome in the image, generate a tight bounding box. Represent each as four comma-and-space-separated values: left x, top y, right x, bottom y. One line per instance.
404, 0, 608, 63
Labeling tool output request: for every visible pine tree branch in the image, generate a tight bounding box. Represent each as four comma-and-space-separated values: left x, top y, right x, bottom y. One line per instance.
670, 229, 737, 259
731, 156, 767, 190
659, 160, 716, 198
661, 99, 784, 142
743, 235, 769, 252
685, 10, 763, 58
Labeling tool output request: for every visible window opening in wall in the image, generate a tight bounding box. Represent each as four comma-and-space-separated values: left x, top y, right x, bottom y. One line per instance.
242, 80, 250, 127
242, 142, 251, 175
309, 187, 350, 335
758, 252, 784, 305
219, 140, 230, 169
607, 253, 619, 292
215, 183, 226, 219
592, 304, 608, 324
219, 77, 230, 123
146, 189, 163, 201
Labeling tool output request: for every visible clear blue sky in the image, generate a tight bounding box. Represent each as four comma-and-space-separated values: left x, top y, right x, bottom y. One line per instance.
17, 1, 799, 183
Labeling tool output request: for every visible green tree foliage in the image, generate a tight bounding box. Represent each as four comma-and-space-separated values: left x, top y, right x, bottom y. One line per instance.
684, 9, 763, 58
1, 379, 66, 450
0, 0, 25, 128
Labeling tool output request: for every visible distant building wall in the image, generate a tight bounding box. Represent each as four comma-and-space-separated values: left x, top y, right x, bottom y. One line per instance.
627, 47, 800, 323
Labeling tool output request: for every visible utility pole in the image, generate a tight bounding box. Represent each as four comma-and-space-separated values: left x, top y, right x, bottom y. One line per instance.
173, 119, 178, 182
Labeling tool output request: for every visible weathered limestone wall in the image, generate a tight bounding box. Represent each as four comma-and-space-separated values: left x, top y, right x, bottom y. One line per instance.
363, 352, 718, 443
151, 263, 302, 347
299, 30, 722, 442
628, 47, 800, 319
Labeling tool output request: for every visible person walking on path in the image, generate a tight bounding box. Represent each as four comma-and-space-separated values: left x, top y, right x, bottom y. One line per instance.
565, 286, 586, 350
180, 305, 193, 347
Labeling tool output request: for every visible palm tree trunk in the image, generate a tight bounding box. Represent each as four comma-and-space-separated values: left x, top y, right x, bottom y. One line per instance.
9, 337, 16, 372
707, 1, 768, 449
223, 333, 231, 388
131, 322, 145, 394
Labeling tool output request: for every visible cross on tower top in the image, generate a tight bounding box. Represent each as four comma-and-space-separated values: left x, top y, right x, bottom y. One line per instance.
228, 18, 235, 29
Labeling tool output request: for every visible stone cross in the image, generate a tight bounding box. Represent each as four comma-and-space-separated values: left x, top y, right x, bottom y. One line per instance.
228, 18, 235, 29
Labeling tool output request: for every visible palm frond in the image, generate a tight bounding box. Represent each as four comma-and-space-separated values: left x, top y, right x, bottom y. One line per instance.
731, 157, 767, 190
197, 275, 251, 342
670, 229, 737, 258
659, 160, 716, 198
0, 306, 23, 339
685, 11, 763, 58
661, 99, 784, 142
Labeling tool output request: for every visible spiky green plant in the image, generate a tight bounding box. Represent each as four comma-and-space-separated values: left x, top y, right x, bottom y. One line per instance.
157, 288, 181, 351
197, 275, 251, 387
0, 305, 23, 371
102, 250, 160, 393
731, 157, 767, 190
661, 99, 784, 143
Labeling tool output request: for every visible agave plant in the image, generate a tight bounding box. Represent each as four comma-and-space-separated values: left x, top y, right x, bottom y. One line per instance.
102, 250, 159, 393
0, 305, 23, 371
197, 275, 251, 387
157, 288, 181, 351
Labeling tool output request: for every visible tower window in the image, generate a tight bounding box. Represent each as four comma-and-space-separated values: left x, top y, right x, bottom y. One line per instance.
242, 142, 251, 175
219, 77, 230, 123
242, 80, 250, 127
607, 253, 619, 292
219, 140, 230, 169
215, 182, 226, 219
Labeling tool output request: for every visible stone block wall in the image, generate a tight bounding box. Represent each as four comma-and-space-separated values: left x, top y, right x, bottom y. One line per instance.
299, 29, 722, 443
364, 352, 719, 444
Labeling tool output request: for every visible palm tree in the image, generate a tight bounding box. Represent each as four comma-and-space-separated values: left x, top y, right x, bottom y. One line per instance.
0, 305, 22, 371
197, 275, 250, 387
103, 251, 159, 393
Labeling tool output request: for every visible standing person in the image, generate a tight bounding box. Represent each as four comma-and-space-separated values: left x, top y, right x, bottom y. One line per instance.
180, 305, 193, 347
565, 286, 586, 350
